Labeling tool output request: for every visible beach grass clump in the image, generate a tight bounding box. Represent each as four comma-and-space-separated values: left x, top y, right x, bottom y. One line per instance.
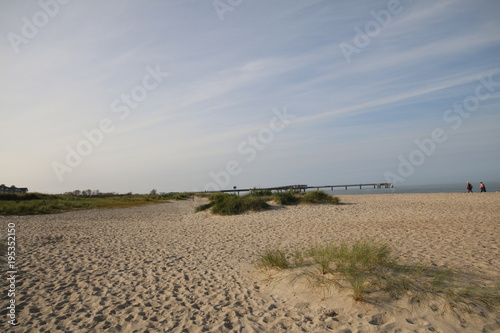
194, 202, 214, 213
300, 191, 340, 204
292, 249, 305, 266
256, 240, 500, 315
333, 240, 392, 274
273, 191, 301, 205
257, 249, 289, 270
199, 193, 271, 215
330, 240, 393, 300
308, 244, 336, 274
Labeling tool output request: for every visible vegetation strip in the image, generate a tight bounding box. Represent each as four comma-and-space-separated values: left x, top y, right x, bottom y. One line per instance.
257, 240, 500, 318
0, 192, 192, 216
196, 190, 340, 215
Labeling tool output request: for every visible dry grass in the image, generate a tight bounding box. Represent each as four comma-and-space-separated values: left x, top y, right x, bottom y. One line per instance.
256, 240, 500, 316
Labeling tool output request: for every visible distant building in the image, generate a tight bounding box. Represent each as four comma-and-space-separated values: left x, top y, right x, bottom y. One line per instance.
0, 184, 28, 194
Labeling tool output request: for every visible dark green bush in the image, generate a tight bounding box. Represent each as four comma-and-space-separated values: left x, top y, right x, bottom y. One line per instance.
209, 194, 270, 215
155, 193, 191, 200
195, 202, 214, 212
211, 195, 243, 215
273, 191, 300, 205
0, 193, 60, 201
249, 189, 273, 196
241, 195, 271, 211
301, 190, 340, 204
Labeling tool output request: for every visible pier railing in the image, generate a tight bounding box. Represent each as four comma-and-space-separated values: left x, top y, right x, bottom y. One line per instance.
192, 183, 394, 195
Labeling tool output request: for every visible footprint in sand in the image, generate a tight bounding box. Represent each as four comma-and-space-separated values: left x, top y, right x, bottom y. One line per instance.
406, 317, 429, 326
368, 312, 395, 326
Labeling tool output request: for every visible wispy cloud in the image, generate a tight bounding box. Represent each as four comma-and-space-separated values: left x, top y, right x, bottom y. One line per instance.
1, 0, 499, 192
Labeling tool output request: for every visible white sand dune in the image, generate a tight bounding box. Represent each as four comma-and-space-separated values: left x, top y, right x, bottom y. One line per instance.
1, 192, 499, 332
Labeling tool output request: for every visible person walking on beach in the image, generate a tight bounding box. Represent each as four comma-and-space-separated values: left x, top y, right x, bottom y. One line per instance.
466, 182, 473, 193
480, 182, 486, 192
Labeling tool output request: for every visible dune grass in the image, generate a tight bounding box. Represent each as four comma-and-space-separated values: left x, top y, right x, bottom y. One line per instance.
0, 192, 192, 216
195, 193, 270, 215
196, 190, 339, 215
249, 189, 273, 197
301, 190, 340, 204
257, 240, 500, 316
273, 190, 340, 205
257, 249, 289, 270
273, 191, 301, 205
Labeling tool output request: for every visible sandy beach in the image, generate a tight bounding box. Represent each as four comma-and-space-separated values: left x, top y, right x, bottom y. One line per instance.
1, 192, 499, 332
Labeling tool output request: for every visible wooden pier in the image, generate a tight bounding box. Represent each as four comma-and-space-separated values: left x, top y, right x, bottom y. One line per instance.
193, 183, 394, 195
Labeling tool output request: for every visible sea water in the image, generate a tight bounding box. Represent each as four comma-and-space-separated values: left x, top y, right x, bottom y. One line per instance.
322, 181, 500, 195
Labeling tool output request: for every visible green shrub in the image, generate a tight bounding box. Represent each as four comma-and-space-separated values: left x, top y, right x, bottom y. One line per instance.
273, 191, 300, 205
249, 189, 273, 196
210, 194, 270, 215
195, 202, 214, 213
211, 195, 243, 215
155, 193, 191, 200
208, 193, 227, 202
241, 195, 271, 211
0, 193, 60, 201
301, 191, 340, 204
194, 193, 212, 198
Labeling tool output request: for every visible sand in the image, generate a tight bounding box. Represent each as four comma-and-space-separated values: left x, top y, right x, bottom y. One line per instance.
1, 192, 499, 332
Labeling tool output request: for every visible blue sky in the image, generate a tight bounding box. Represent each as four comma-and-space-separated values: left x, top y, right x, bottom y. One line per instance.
1, 0, 499, 194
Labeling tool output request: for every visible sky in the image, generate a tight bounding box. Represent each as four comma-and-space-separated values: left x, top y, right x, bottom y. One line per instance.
1, 0, 499, 194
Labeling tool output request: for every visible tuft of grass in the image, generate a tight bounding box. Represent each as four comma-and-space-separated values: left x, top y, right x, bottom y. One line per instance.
257, 249, 289, 270
300, 191, 340, 204
292, 249, 305, 267
308, 244, 336, 274
333, 240, 393, 274
346, 274, 368, 301
273, 191, 301, 205
256, 240, 500, 316
299, 268, 339, 300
